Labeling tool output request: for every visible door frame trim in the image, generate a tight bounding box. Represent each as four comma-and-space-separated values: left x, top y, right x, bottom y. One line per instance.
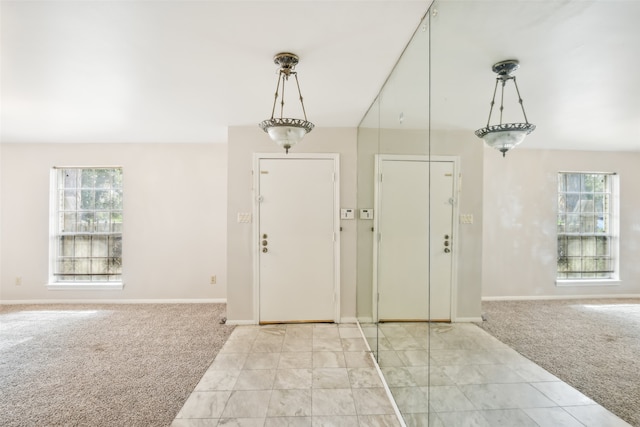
372, 154, 460, 322
252, 153, 341, 324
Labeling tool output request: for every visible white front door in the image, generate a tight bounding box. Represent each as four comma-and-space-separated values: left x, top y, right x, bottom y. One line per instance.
256, 155, 339, 323
374, 155, 456, 322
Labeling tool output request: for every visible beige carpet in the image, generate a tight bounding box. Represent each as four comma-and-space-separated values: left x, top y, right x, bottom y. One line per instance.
477, 298, 640, 427
0, 303, 234, 427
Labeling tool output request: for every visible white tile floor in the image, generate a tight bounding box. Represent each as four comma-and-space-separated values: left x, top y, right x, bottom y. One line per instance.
172, 322, 632, 427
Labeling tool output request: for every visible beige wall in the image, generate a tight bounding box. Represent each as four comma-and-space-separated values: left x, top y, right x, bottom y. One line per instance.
482, 148, 640, 298
0, 143, 228, 302
226, 127, 358, 323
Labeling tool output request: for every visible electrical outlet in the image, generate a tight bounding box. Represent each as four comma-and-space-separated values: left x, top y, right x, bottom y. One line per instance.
210, 275, 217, 285
16, 277, 22, 286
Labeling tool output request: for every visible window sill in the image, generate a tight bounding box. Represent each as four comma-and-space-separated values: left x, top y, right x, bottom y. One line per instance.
556, 279, 620, 287
47, 282, 124, 291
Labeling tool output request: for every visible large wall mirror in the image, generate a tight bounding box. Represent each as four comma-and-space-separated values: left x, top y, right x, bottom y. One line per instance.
356, 2, 485, 425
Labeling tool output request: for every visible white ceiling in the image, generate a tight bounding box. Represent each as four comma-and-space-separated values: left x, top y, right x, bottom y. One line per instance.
2, 0, 639, 152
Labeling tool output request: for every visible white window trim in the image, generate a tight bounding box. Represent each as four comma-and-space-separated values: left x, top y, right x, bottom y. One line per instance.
47, 282, 124, 291
556, 279, 621, 287
49, 166, 124, 289
556, 171, 620, 286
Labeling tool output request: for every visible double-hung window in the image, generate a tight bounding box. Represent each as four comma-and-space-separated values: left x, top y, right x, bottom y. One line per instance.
50, 167, 123, 286
557, 172, 618, 283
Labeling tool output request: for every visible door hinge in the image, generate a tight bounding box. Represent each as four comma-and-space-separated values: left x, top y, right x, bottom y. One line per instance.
379, 173, 383, 182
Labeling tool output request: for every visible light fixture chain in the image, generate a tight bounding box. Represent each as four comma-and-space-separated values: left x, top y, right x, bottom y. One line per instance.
486, 79, 499, 127
279, 72, 287, 119
294, 73, 308, 121
270, 71, 283, 120
512, 76, 530, 124
499, 79, 506, 125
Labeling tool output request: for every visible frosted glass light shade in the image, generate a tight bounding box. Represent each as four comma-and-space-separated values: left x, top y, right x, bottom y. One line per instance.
259, 117, 314, 154
475, 123, 535, 157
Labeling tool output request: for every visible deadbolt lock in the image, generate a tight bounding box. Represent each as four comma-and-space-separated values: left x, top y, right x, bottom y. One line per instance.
444, 248, 451, 253
262, 247, 268, 253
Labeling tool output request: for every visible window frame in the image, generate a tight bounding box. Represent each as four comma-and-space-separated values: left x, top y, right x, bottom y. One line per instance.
48, 166, 124, 290
556, 171, 620, 287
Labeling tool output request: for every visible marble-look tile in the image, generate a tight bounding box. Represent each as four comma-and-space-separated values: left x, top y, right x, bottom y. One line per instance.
210, 353, 249, 370
218, 419, 265, 427
424, 366, 455, 386
523, 407, 585, 427
220, 339, 255, 353
313, 326, 340, 339
387, 337, 425, 351
435, 410, 492, 427
480, 409, 538, 427
313, 338, 344, 352
221, 390, 272, 418
282, 338, 313, 352
357, 415, 401, 427
278, 351, 313, 369
380, 367, 417, 387
563, 405, 633, 427
233, 369, 276, 390
267, 389, 312, 417
259, 326, 287, 337
428, 386, 476, 412
312, 368, 350, 388
252, 337, 284, 353
273, 368, 313, 389
311, 416, 359, 427
396, 350, 430, 367
171, 418, 219, 426
313, 351, 346, 368
388, 386, 429, 414
352, 388, 395, 415
285, 324, 314, 339
343, 351, 374, 368
509, 362, 560, 382
265, 417, 312, 427
459, 383, 556, 410
195, 369, 240, 391
341, 338, 369, 351
377, 351, 404, 368
244, 352, 280, 369
531, 381, 595, 406
441, 364, 525, 385
338, 326, 362, 339
311, 389, 357, 416
402, 413, 438, 427
176, 391, 232, 419
347, 367, 382, 388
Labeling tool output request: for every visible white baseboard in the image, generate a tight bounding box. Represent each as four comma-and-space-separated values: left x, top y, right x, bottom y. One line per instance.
339, 317, 358, 324
482, 294, 640, 302
0, 298, 227, 305
356, 317, 373, 324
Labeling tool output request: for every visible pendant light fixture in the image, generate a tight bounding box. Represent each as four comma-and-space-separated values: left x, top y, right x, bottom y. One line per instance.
259, 52, 314, 154
475, 60, 535, 157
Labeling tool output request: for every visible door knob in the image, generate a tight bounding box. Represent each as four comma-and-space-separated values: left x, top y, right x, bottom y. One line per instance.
444, 248, 450, 253
262, 247, 268, 253
262, 240, 268, 246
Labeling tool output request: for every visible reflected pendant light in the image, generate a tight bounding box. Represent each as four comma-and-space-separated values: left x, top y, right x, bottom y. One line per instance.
475, 60, 535, 157
259, 52, 314, 154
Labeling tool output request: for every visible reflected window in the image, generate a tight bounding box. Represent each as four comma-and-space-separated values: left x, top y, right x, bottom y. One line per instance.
557, 172, 617, 281
51, 167, 123, 283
